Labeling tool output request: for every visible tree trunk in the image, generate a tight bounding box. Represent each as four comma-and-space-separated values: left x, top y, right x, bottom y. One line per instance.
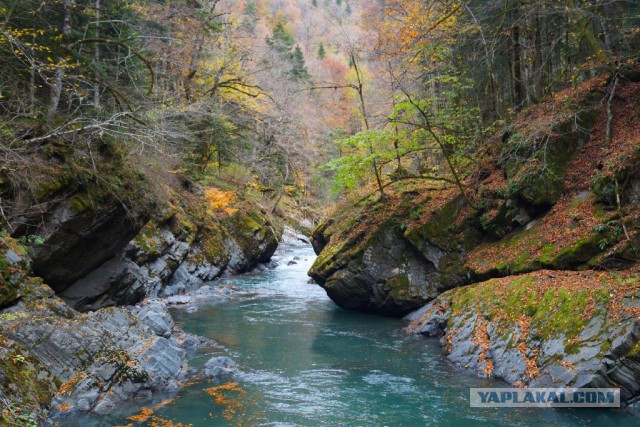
93, 0, 101, 109
351, 52, 384, 198
510, 7, 524, 112
48, 0, 75, 120
533, 13, 544, 100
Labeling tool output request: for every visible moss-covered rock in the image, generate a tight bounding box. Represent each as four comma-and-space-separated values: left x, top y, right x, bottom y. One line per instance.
309, 185, 477, 316
499, 106, 597, 208
465, 193, 629, 278
311, 77, 640, 320
220, 204, 279, 273
0, 237, 208, 422
406, 269, 640, 402
0, 234, 24, 307
56, 187, 282, 311
0, 336, 59, 426
316, 225, 442, 316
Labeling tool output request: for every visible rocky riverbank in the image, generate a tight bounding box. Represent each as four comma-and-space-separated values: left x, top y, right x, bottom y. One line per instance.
0, 154, 283, 424
1, 233, 243, 424
405, 270, 640, 403
309, 75, 640, 403
0, 212, 288, 425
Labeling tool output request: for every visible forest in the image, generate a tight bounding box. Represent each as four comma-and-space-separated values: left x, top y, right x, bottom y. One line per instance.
1, 0, 636, 213
0, 0, 640, 425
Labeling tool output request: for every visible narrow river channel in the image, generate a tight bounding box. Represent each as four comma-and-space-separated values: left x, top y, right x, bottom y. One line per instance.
78, 242, 638, 426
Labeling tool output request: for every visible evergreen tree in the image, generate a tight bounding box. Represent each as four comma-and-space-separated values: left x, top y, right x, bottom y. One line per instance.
312, 0, 318, 7
266, 20, 295, 56
318, 42, 326, 59
345, 2, 351, 15
291, 46, 310, 81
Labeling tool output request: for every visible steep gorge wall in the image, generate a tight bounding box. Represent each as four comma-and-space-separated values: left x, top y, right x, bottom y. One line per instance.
309, 75, 640, 402
1, 146, 280, 311
58, 196, 279, 311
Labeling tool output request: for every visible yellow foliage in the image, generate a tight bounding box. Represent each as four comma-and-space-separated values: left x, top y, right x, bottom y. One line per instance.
204, 188, 238, 216
122, 398, 183, 426
147, 418, 191, 427
56, 403, 72, 412
56, 372, 87, 397
377, 0, 464, 70
204, 382, 247, 420
127, 406, 154, 422
154, 398, 177, 409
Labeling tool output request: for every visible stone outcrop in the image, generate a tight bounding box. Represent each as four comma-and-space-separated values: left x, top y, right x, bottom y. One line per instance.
405, 270, 640, 403
56, 200, 279, 312
309, 78, 640, 316
0, 236, 214, 425
2, 141, 280, 312
310, 213, 470, 316
28, 202, 144, 294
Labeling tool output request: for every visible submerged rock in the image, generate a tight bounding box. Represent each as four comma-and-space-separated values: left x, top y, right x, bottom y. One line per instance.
203, 356, 238, 379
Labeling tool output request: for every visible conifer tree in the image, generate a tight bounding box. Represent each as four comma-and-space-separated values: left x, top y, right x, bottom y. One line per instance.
318, 42, 326, 59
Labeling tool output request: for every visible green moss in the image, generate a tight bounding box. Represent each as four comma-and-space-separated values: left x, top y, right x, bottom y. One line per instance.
309, 237, 351, 278
442, 274, 616, 354
33, 172, 73, 201
70, 195, 92, 213
0, 233, 29, 306
405, 195, 463, 251
627, 339, 640, 359
539, 243, 557, 263
0, 337, 59, 426
552, 234, 601, 267
167, 212, 197, 244
388, 274, 411, 301
133, 221, 163, 263
532, 289, 589, 339
200, 221, 230, 266
497, 106, 597, 209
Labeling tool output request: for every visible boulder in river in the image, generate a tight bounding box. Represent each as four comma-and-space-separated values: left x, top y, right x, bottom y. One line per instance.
203, 356, 238, 379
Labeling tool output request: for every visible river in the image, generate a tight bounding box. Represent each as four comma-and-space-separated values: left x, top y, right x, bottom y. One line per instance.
77, 242, 638, 426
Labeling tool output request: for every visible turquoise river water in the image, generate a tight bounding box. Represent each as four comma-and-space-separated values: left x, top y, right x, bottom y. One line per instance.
77, 242, 638, 426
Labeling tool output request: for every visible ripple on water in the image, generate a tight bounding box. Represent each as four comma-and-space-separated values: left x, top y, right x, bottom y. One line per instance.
362, 370, 417, 395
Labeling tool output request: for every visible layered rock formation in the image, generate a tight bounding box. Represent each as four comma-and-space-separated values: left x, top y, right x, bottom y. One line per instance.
0, 235, 216, 425
406, 270, 640, 401
59, 199, 278, 311
0, 142, 280, 423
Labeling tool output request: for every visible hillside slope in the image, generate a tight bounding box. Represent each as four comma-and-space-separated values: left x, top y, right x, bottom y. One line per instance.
309, 72, 640, 402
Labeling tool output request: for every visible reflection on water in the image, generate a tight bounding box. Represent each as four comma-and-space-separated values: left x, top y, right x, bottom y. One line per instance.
75, 243, 638, 427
